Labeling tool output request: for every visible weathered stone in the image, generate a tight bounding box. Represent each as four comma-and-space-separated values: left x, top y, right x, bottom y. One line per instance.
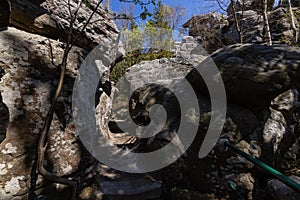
9, 0, 118, 51
0, 27, 89, 199
227, 104, 259, 137
223, 10, 265, 44
187, 44, 300, 108
94, 33, 300, 200
263, 108, 287, 153
226, 0, 275, 15
271, 89, 299, 112
236, 173, 255, 191
183, 13, 227, 53
280, 0, 300, 7
185, 7, 300, 48
0, 72, 9, 143
223, 7, 300, 45
268, 176, 300, 200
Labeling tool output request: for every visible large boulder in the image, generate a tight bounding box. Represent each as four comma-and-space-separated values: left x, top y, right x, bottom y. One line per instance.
9, 0, 118, 50
0, 0, 119, 195
292, 0, 300, 6
187, 44, 300, 108
0, 27, 87, 199
183, 13, 227, 53
116, 42, 300, 199
280, 0, 300, 7
226, 0, 275, 15
184, 6, 300, 49
223, 7, 300, 45
268, 176, 300, 200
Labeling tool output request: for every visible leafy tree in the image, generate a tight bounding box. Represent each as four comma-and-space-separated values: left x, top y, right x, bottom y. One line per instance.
144, 0, 174, 51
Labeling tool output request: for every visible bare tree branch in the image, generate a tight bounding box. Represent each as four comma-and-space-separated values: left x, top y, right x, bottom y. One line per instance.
215, 0, 227, 12
231, 0, 243, 43
48, 39, 58, 67
70, 0, 103, 49
120, 0, 152, 6
287, 0, 298, 43
35, 1, 101, 199
262, 0, 272, 45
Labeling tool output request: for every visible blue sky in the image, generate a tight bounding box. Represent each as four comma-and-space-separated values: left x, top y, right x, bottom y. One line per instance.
110, 0, 281, 21
109, 0, 281, 40
110, 0, 224, 26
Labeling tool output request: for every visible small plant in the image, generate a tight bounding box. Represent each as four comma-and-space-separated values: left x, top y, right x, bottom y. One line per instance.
110, 49, 173, 83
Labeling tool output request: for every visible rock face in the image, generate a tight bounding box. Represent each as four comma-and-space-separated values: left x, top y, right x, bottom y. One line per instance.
1, 0, 300, 199
187, 44, 300, 108
0, 27, 86, 199
0, 0, 119, 199
226, 0, 275, 15
124, 36, 206, 90
184, 3, 300, 51
223, 7, 300, 45
268, 176, 300, 200
280, 0, 300, 7
119, 43, 300, 199
9, 0, 118, 50
183, 13, 227, 53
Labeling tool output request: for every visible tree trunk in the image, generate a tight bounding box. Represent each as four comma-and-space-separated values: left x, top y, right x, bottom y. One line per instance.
231, 0, 243, 43
262, 0, 272, 45
287, 0, 298, 43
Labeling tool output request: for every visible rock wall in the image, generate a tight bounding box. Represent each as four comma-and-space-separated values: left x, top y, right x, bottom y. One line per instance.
122, 43, 300, 199
184, 2, 300, 52
183, 13, 227, 53
9, 0, 118, 51
0, 0, 299, 199
0, 0, 119, 199
226, 0, 275, 15
223, 7, 300, 45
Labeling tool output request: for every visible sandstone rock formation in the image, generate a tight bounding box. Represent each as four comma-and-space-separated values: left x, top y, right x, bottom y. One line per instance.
224, 7, 300, 45
183, 13, 227, 53
118, 42, 300, 199
280, 0, 300, 7
0, 26, 89, 199
184, 2, 300, 52
187, 44, 300, 107
0, 0, 299, 199
226, 0, 275, 15
9, 0, 118, 50
268, 176, 300, 200
0, 0, 119, 199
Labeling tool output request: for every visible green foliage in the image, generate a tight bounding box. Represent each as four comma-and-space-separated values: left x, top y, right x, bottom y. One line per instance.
140, 7, 152, 20
148, 0, 170, 29
121, 27, 144, 52
117, 0, 157, 20
82, 0, 92, 9
110, 50, 173, 83
142, 0, 175, 51
110, 0, 179, 83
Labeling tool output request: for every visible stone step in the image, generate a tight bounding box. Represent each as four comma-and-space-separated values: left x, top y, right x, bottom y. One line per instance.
97, 169, 161, 200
